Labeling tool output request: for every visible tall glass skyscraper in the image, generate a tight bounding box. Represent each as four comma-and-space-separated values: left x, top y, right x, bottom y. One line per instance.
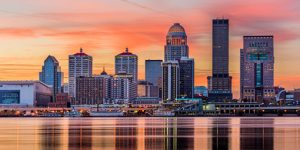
164, 23, 189, 61
207, 19, 232, 102
39, 55, 63, 101
179, 57, 194, 98
240, 36, 275, 103
68, 48, 93, 98
145, 60, 162, 86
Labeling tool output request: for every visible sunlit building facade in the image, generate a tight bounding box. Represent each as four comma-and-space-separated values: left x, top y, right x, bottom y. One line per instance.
75, 76, 104, 105
164, 23, 189, 61
0, 81, 52, 106
68, 48, 93, 98
115, 48, 138, 82
39, 55, 63, 102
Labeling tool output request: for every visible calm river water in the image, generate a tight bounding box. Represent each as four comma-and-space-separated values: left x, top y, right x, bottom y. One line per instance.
0, 117, 299, 150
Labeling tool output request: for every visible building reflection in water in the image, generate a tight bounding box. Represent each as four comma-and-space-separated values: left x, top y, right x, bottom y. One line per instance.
115, 118, 137, 150
144, 118, 165, 149
2, 118, 300, 150
273, 118, 300, 150
68, 119, 92, 150
194, 118, 212, 149
176, 118, 194, 149
90, 118, 116, 150
212, 118, 230, 150
240, 118, 274, 150
40, 119, 62, 149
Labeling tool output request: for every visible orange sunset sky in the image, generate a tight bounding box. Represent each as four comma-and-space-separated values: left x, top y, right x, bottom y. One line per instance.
0, 0, 300, 98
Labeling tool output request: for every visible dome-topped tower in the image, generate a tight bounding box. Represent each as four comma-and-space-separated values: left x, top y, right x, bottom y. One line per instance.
164, 23, 189, 61
167, 23, 186, 36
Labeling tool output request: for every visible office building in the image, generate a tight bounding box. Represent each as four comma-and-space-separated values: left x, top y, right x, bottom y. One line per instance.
48, 93, 70, 108
115, 48, 138, 101
137, 80, 159, 97
115, 48, 138, 82
145, 60, 162, 86
115, 73, 136, 102
0, 81, 52, 106
240, 36, 275, 103
162, 61, 180, 101
179, 57, 194, 98
39, 55, 63, 102
164, 23, 189, 61
207, 19, 232, 101
76, 76, 104, 105
68, 48, 93, 98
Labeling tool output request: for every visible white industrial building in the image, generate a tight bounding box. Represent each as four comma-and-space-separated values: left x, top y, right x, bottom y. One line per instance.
0, 81, 52, 106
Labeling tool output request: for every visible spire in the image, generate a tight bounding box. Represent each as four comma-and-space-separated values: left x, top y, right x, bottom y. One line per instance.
101, 65, 108, 75
125, 47, 129, 53
80, 47, 83, 53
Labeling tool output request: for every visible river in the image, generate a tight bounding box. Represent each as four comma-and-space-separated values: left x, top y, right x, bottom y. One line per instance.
0, 117, 299, 150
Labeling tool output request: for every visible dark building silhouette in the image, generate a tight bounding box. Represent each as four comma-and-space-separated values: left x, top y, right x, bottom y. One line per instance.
179, 57, 194, 98
208, 19, 232, 102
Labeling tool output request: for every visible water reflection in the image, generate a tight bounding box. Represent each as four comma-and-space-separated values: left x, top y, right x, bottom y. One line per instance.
240, 118, 274, 150
0, 117, 300, 150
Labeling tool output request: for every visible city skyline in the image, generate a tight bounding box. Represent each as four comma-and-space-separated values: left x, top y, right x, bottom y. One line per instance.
1, 1, 300, 98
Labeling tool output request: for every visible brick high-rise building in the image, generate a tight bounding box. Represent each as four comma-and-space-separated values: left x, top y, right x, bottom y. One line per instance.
76, 76, 103, 105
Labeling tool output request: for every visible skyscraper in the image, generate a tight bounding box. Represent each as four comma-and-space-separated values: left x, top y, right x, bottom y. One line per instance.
207, 19, 232, 101
145, 60, 162, 98
68, 48, 93, 98
115, 48, 138, 82
145, 60, 162, 86
162, 61, 180, 101
39, 55, 63, 102
240, 36, 275, 103
115, 48, 138, 101
164, 23, 189, 61
179, 57, 194, 98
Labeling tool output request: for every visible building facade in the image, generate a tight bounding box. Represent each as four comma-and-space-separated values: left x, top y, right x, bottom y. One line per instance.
115, 48, 138, 102
76, 76, 104, 105
164, 23, 189, 61
179, 57, 194, 98
0, 81, 52, 106
137, 80, 159, 98
162, 61, 180, 101
240, 36, 275, 103
115, 48, 138, 82
194, 86, 208, 97
145, 60, 162, 86
68, 48, 93, 98
39, 55, 63, 102
207, 19, 232, 102
114, 73, 136, 102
